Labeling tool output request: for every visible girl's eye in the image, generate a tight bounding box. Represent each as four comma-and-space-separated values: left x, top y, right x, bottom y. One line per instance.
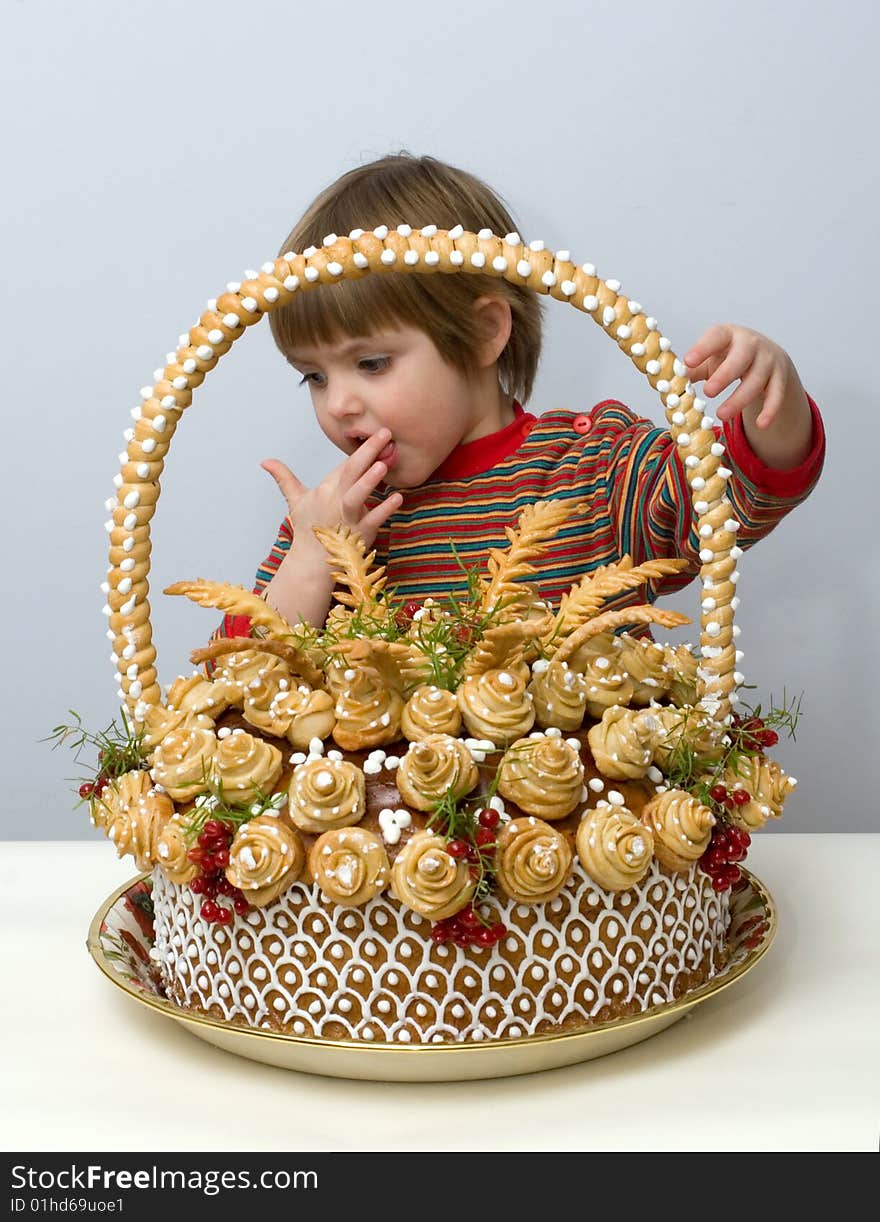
359, 356, 390, 372
298, 372, 324, 387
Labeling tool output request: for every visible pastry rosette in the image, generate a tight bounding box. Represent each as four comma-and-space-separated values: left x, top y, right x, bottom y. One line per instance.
401, 685, 462, 741
331, 666, 404, 750
497, 735, 585, 820
166, 672, 241, 719
288, 757, 366, 834
395, 734, 479, 811
141, 705, 214, 754
215, 649, 291, 691
563, 629, 623, 674
616, 634, 671, 704
150, 725, 218, 801
581, 653, 636, 719
723, 756, 797, 831
286, 689, 335, 750
576, 804, 654, 891
587, 705, 658, 780
209, 730, 283, 803
494, 817, 573, 903
391, 830, 476, 919
240, 667, 306, 737
646, 705, 726, 769
529, 660, 588, 731
225, 814, 305, 907
155, 812, 199, 884
98, 770, 174, 870
308, 827, 390, 906
642, 788, 715, 872
457, 668, 535, 744
662, 643, 699, 707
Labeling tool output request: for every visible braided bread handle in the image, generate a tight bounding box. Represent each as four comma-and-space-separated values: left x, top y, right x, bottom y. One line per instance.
104, 226, 740, 722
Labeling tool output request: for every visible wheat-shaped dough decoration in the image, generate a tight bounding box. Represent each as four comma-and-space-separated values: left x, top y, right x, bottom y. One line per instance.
189, 636, 324, 689
553, 605, 691, 668
549, 556, 690, 647
164, 580, 298, 639
313, 525, 388, 615
463, 615, 554, 679
326, 637, 432, 695
478, 499, 586, 618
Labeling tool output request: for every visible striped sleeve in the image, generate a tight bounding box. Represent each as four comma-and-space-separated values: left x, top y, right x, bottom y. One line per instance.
593, 396, 825, 601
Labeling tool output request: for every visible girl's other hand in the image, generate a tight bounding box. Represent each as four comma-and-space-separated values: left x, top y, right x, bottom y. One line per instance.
683, 324, 798, 429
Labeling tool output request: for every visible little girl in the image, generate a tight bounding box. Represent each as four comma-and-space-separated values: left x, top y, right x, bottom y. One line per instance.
217, 151, 824, 641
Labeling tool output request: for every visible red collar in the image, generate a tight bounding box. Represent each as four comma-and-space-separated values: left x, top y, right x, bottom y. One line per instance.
430, 402, 536, 480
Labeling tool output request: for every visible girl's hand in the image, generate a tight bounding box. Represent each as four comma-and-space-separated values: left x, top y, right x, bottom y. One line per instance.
260, 427, 403, 558
683, 324, 799, 429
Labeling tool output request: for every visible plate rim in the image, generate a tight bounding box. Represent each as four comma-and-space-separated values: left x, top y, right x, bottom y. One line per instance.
87, 868, 777, 1058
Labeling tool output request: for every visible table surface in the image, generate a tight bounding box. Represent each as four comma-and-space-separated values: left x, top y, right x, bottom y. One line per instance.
2, 834, 877, 1152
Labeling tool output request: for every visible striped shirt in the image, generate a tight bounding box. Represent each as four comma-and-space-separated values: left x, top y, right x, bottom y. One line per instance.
215, 396, 825, 643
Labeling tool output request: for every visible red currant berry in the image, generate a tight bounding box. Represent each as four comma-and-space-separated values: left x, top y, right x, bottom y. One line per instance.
201, 852, 216, 873
215, 906, 233, 925
459, 908, 481, 930
213, 848, 230, 868
198, 830, 216, 848
475, 929, 496, 947
725, 865, 742, 885
447, 839, 468, 859
759, 729, 779, 748
490, 922, 507, 942
95, 774, 109, 795
203, 819, 225, 839
190, 876, 208, 895
217, 877, 236, 896
232, 896, 249, 915
187, 847, 204, 865
710, 784, 728, 803
739, 829, 751, 847
453, 933, 474, 948
711, 875, 730, 893
475, 828, 495, 847
478, 808, 500, 830
200, 900, 220, 922
732, 788, 751, 805
704, 847, 726, 871
79, 782, 95, 799
430, 925, 451, 943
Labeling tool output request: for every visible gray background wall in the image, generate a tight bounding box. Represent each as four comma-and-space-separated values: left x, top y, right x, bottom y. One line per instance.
4, 0, 877, 837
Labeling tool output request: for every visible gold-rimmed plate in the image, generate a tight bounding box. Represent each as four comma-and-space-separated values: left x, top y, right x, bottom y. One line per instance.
87, 872, 776, 1081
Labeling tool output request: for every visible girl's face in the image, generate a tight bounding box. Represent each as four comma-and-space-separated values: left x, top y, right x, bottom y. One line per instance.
288, 323, 511, 488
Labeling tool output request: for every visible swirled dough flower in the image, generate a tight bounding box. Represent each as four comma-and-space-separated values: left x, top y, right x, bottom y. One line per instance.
581, 652, 636, 720
225, 814, 305, 906
331, 666, 404, 750
215, 649, 291, 691
390, 830, 475, 919
617, 634, 671, 705
576, 804, 654, 891
529, 660, 588, 731
209, 730, 283, 804
395, 734, 479, 811
151, 725, 218, 800
98, 770, 174, 870
457, 668, 535, 744
155, 812, 199, 884
494, 817, 573, 903
288, 757, 366, 834
642, 788, 715, 872
165, 672, 241, 718
241, 670, 309, 737
308, 827, 390, 906
286, 689, 335, 750
401, 685, 462, 741
564, 629, 623, 673
141, 705, 214, 754
645, 705, 726, 769
662, 643, 699, 707
587, 705, 658, 780
723, 756, 797, 831
497, 735, 585, 820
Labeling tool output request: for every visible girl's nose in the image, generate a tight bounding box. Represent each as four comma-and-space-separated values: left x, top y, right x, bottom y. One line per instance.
325, 377, 363, 420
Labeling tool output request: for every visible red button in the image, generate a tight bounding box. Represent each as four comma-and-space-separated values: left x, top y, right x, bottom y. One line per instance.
573, 414, 592, 434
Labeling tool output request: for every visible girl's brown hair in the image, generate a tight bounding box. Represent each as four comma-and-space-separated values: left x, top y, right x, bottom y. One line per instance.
268, 152, 543, 404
